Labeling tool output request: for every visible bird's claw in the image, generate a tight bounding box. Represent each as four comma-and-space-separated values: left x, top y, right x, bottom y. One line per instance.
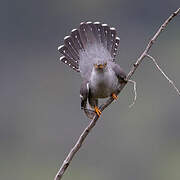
94, 106, 101, 117
112, 93, 118, 100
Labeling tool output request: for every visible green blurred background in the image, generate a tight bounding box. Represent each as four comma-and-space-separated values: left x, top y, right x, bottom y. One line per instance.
1, 0, 180, 179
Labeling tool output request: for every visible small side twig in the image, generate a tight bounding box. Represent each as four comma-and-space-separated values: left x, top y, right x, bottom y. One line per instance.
54, 8, 180, 180
128, 80, 137, 108
146, 54, 180, 96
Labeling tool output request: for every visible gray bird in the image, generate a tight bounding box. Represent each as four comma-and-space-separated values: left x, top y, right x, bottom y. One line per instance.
58, 22, 126, 119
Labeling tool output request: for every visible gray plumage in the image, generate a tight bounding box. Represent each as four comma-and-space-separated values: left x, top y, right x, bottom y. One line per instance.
58, 21, 126, 119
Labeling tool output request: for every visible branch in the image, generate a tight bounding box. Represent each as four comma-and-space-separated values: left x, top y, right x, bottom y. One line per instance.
54, 8, 180, 180
146, 54, 180, 96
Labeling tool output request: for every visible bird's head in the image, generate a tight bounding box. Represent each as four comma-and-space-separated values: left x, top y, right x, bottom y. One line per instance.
93, 62, 107, 72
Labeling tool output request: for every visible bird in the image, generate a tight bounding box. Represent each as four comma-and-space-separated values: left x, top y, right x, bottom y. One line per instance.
58, 21, 126, 119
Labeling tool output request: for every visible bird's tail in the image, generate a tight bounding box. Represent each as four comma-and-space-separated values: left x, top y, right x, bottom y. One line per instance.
58, 22, 120, 72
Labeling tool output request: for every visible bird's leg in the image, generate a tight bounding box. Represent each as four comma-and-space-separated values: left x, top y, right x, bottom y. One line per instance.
94, 106, 101, 117
112, 93, 118, 100
88, 97, 101, 117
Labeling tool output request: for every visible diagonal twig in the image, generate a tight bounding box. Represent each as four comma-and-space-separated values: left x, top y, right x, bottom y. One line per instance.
54, 8, 180, 180
146, 54, 180, 96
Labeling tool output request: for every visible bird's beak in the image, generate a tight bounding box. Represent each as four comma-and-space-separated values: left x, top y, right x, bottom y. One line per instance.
94, 63, 106, 69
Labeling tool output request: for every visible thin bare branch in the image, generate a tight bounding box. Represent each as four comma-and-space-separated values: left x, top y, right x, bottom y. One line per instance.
146, 54, 180, 96
54, 8, 180, 180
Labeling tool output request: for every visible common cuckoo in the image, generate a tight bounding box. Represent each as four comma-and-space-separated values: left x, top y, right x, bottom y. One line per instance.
58, 22, 126, 119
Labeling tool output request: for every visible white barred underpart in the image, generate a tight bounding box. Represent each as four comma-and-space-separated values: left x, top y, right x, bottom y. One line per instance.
58, 21, 120, 74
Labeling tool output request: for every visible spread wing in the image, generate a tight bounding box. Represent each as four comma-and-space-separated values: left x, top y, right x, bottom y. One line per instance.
58, 22, 120, 72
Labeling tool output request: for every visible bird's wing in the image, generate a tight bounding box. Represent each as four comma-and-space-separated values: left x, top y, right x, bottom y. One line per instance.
80, 80, 89, 109
58, 22, 120, 73
111, 63, 126, 83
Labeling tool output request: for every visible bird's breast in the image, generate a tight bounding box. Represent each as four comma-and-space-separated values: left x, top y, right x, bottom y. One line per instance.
90, 69, 119, 98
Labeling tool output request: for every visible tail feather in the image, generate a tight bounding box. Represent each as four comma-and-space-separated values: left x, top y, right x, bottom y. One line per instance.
111, 37, 120, 59
60, 56, 80, 72
109, 27, 117, 56
84, 22, 97, 45
102, 24, 109, 49
89, 22, 101, 44
58, 21, 120, 72
93, 22, 105, 45
58, 45, 75, 62
71, 29, 84, 51
64, 36, 79, 62
79, 22, 89, 47
58, 45, 79, 70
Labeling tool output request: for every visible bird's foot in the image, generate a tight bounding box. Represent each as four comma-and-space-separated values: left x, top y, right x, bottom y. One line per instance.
94, 106, 101, 117
112, 93, 118, 100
